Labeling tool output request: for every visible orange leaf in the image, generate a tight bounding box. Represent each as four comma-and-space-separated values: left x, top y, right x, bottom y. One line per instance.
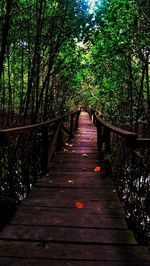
75, 201, 84, 209
94, 166, 101, 172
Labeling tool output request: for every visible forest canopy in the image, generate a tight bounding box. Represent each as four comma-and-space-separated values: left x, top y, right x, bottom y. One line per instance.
0, 0, 150, 133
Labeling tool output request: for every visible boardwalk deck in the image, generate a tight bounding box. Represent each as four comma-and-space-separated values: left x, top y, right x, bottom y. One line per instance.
0, 111, 149, 265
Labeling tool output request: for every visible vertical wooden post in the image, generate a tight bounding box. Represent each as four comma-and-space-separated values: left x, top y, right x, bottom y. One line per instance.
70, 113, 74, 139
74, 110, 80, 131
0, 132, 8, 145
56, 122, 63, 151
93, 112, 96, 125
96, 120, 103, 151
104, 127, 111, 154
41, 126, 48, 173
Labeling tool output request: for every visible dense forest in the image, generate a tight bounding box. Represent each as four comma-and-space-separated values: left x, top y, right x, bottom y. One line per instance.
0, 0, 149, 134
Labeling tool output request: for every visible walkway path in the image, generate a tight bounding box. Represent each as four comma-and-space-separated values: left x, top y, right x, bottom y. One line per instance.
0, 111, 149, 265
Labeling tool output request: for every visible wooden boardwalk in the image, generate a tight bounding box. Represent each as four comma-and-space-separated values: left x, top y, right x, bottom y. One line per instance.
0, 111, 149, 265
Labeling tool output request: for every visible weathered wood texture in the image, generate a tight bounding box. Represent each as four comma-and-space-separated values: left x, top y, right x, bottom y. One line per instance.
0, 111, 149, 265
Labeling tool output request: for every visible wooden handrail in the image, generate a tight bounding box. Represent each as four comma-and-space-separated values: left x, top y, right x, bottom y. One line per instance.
96, 115, 137, 138
136, 137, 150, 141
136, 137, 150, 146
95, 114, 150, 153
0, 109, 81, 174
0, 110, 80, 137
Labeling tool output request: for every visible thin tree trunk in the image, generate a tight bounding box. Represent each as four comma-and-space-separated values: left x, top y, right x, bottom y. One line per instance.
136, 63, 146, 125
145, 54, 150, 109
23, 0, 43, 123
32, 0, 68, 123
2, 68, 5, 113
127, 56, 134, 129
20, 46, 24, 112
0, 0, 12, 81
7, 47, 12, 125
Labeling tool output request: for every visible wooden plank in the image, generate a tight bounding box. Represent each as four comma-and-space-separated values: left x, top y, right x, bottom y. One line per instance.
0, 258, 148, 266
44, 172, 109, 180
65, 143, 98, 147
58, 149, 100, 154
0, 225, 136, 244
71, 137, 97, 140
49, 164, 105, 172
0, 258, 149, 266
55, 153, 102, 159
53, 158, 103, 163
44, 172, 108, 178
35, 176, 114, 188
50, 161, 103, 167
0, 241, 149, 261
21, 200, 125, 216
62, 146, 98, 150
22, 187, 119, 202
10, 207, 127, 228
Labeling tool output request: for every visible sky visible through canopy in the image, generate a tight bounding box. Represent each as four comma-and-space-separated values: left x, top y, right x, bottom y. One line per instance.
86, 0, 97, 13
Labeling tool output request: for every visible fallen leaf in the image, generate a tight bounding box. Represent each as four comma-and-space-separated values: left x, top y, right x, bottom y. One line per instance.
94, 166, 101, 172
64, 149, 68, 152
82, 168, 87, 172
65, 143, 73, 147
68, 180, 73, 184
75, 201, 84, 209
81, 153, 88, 158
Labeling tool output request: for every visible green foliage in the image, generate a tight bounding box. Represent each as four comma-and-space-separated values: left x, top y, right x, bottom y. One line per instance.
0, 0, 149, 131
0, 0, 92, 125
83, 0, 150, 129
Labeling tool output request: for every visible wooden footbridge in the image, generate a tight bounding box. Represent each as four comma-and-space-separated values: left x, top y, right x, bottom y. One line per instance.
0, 110, 150, 265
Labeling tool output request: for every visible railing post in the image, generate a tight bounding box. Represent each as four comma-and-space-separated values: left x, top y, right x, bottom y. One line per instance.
104, 127, 111, 154
56, 122, 63, 150
70, 113, 74, 139
0, 132, 8, 145
93, 111, 97, 125
96, 120, 103, 151
74, 110, 80, 131
41, 126, 48, 173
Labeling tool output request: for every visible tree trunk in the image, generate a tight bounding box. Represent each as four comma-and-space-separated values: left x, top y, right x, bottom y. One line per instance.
7, 47, 13, 125
0, 0, 12, 81
145, 54, 150, 110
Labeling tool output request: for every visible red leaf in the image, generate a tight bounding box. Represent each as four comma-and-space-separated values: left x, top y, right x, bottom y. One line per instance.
94, 166, 101, 172
75, 201, 84, 209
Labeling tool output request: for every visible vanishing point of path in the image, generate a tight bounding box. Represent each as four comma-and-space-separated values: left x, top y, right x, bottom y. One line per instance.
0, 111, 149, 265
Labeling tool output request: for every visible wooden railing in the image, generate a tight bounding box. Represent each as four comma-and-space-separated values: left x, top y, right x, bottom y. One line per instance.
96, 115, 138, 153
88, 108, 150, 244
0, 110, 80, 204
